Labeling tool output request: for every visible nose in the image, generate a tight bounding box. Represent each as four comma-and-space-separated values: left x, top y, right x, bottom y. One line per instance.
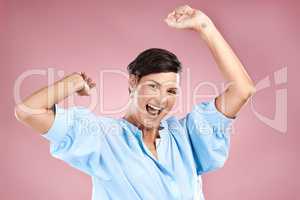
153, 90, 168, 108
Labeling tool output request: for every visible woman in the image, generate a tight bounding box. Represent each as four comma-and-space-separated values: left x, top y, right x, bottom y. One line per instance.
15, 5, 255, 200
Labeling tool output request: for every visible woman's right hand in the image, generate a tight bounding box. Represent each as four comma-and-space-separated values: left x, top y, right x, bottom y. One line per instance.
76, 72, 96, 96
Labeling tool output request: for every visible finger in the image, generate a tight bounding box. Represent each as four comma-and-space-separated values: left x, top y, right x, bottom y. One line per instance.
177, 14, 188, 22
87, 77, 92, 83
90, 82, 96, 88
175, 5, 188, 14
167, 10, 175, 18
184, 5, 193, 12
174, 6, 184, 14
174, 12, 182, 19
182, 5, 193, 13
176, 5, 194, 16
186, 8, 194, 15
87, 79, 95, 86
165, 18, 176, 27
81, 72, 87, 81
166, 13, 176, 22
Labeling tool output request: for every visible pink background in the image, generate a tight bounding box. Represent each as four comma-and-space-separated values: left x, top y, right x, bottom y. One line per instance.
1, 0, 299, 199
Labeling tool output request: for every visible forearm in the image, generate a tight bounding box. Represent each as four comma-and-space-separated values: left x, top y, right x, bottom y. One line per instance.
198, 23, 256, 98
165, 5, 256, 118
16, 73, 85, 116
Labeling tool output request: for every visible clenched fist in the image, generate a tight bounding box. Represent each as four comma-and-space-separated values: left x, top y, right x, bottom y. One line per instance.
76, 72, 96, 96
164, 5, 214, 34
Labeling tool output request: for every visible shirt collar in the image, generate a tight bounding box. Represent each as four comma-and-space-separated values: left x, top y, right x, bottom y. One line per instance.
119, 118, 167, 138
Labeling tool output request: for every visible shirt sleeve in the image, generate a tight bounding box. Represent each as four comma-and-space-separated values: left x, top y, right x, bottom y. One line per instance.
42, 104, 107, 177
179, 98, 235, 175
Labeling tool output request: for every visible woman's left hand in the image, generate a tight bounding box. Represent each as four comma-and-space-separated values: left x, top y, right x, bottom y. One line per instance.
164, 5, 214, 34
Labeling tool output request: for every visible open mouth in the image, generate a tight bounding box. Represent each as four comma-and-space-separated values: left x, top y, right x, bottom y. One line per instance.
146, 104, 163, 117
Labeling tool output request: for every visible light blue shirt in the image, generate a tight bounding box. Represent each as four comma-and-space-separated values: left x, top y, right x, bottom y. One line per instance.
42, 98, 234, 200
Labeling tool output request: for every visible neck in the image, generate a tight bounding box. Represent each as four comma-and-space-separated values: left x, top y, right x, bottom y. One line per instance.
123, 111, 160, 145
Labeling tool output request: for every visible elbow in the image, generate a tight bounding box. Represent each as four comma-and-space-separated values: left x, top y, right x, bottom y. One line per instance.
228, 80, 256, 101
237, 84, 256, 101
14, 104, 30, 122
15, 104, 51, 122
247, 82, 256, 95
246, 85, 256, 98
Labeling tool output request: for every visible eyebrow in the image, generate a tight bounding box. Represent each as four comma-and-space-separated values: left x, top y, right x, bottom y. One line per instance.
147, 80, 178, 90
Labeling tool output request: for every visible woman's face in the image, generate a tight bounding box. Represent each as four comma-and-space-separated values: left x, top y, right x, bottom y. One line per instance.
129, 72, 180, 129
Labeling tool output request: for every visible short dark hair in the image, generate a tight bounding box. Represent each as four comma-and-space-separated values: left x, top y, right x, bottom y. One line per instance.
127, 48, 182, 80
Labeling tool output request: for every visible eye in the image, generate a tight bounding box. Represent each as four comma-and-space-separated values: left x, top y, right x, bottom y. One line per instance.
148, 84, 158, 89
168, 89, 177, 95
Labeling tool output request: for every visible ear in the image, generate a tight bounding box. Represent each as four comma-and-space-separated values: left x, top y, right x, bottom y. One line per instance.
128, 74, 138, 93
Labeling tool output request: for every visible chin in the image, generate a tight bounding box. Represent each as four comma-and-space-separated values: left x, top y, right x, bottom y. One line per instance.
140, 113, 167, 129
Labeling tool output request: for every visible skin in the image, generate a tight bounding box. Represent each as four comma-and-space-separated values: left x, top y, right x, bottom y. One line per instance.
164, 5, 256, 119
14, 72, 95, 133
15, 5, 255, 160
123, 73, 180, 159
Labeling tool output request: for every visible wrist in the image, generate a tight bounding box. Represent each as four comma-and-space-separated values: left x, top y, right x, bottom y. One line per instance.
195, 20, 218, 42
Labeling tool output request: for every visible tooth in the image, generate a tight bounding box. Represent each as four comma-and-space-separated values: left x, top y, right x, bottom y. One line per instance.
149, 104, 161, 110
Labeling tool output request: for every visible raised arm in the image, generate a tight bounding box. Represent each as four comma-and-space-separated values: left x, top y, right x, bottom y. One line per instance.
14, 72, 95, 134
165, 5, 256, 118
